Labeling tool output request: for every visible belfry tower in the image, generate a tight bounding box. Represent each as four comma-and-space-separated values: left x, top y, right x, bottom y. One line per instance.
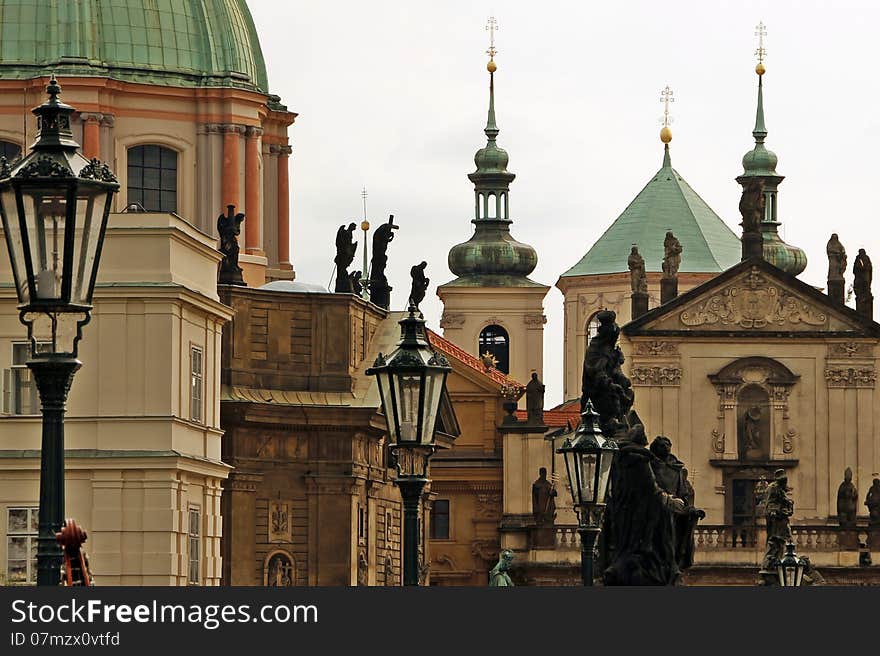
438, 18, 548, 386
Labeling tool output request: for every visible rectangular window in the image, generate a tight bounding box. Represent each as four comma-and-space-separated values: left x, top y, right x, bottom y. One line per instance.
4, 343, 50, 415
431, 500, 450, 540
6, 507, 38, 585
188, 506, 201, 585
190, 346, 203, 423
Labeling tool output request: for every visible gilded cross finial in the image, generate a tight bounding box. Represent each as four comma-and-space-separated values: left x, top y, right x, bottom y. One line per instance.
486, 16, 498, 61
660, 85, 674, 128
754, 21, 767, 74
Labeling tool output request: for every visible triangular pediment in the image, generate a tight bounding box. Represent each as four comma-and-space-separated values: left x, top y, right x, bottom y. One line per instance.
625, 258, 880, 336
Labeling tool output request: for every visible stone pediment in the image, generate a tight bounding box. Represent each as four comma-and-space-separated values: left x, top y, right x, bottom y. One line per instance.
627, 262, 876, 335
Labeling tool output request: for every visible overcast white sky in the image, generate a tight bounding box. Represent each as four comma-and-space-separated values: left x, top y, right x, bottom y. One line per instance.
250, 0, 880, 406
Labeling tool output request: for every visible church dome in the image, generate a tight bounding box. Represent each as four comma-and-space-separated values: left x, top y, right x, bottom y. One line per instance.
0, 0, 269, 92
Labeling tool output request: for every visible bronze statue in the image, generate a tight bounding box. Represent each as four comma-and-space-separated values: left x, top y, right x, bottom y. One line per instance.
334, 223, 358, 293
827, 234, 847, 282
649, 437, 704, 572
661, 231, 682, 279
866, 478, 880, 527
739, 179, 765, 233
761, 468, 793, 570
349, 270, 363, 295
837, 467, 859, 528
56, 519, 93, 586
531, 467, 557, 526
853, 248, 873, 315
369, 215, 398, 309
603, 425, 686, 586
408, 261, 429, 309
627, 246, 647, 294
580, 310, 634, 436
525, 373, 545, 425
217, 205, 246, 286
488, 549, 514, 586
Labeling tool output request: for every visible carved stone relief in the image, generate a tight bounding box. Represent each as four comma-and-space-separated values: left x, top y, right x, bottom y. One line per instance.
633, 341, 679, 356
268, 500, 292, 542
824, 367, 876, 388
264, 551, 295, 586
523, 313, 547, 326
679, 267, 827, 330
474, 493, 502, 520
630, 366, 682, 386
578, 292, 625, 317
439, 312, 465, 329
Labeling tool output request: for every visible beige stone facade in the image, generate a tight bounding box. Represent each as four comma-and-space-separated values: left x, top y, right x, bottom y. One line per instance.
0, 213, 232, 585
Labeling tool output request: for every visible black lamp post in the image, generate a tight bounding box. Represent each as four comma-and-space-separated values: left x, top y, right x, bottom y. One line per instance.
366, 304, 450, 586
777, 541, 805, 587
0, 78, 118, 585
557, 399, 617, 586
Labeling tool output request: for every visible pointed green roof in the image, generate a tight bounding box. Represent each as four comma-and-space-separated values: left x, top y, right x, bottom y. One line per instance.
561, 145, 741, 277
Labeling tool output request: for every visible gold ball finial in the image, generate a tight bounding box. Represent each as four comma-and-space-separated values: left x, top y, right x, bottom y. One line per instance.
755, 62, 765, 76
660, 126, 672, 144
487, 59, 497, 73
361, 220, 370, 231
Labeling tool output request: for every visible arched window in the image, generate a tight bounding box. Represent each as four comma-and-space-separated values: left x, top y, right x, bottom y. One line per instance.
127, 145, 177, 212
585, 313, 601, 348
479, 324, 509, 374
0, 140, 21, 162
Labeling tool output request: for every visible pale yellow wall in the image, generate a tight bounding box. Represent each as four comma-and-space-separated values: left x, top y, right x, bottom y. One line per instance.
0, 214, 232, 585
438, 285, 549, 390
557, 271, 716, 401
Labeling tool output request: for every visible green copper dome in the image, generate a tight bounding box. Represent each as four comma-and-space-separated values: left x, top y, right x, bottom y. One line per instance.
561, 144, 742, 277
445, 66, 540, 287
0, 0, 269, 93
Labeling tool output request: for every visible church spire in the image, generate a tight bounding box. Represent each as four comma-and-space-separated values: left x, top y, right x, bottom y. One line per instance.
446, 17, 538, 282
736, 21, 806, 276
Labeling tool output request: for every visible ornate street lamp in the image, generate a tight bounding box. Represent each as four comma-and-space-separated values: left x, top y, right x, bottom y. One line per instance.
367, 304, 450, 585
0, 78, 119, 585
777, 541, 805, 587
557, 399, 617, 586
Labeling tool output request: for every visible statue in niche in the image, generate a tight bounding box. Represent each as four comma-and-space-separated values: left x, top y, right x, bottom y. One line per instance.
648, 437, 704, 572
865, 478, 880, 528
743, 405, 762, 453
837, 467, 859, 529
334, 223, 358, 293
217, 205, 246, 285
384, 556, 395, 586
488, 549, 514, 586
357, 551, 368, 586
369, 215, 399, 309
628, 246, 647, 293
266, 552, 294, 586
408, 261, 429, 309
531, 467, 557, 527
662, 231, 682, 279
739, 179, 765, 233
853, 248, 873, 305
603, 425, 685, 586
580, 310, 634, 436
827, 234, 847, 282
761, 469, 793, 570
525, 373, 545, 425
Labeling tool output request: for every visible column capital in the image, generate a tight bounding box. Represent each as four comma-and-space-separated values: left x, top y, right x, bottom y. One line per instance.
245, 126, 264, 138
277, 144, 293, 156
78, 112, 103, 124
219, 123, 247, 135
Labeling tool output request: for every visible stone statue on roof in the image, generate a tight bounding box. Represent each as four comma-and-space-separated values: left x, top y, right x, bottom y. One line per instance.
628, 246, 647, 294
827, 234, 847, 283
662, 231, 682, 280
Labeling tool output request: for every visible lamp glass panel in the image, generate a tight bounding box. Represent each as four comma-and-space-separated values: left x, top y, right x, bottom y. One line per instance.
579, 453, 597, 504
25, 187, 69, 301
375, 370, 400, 442
70, 187, 108, 305
392, 372, 421, 443
0, 187, 30, 303
418, 369, 444, 446
562, 448, 577, 507
596, 449, 613, 505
